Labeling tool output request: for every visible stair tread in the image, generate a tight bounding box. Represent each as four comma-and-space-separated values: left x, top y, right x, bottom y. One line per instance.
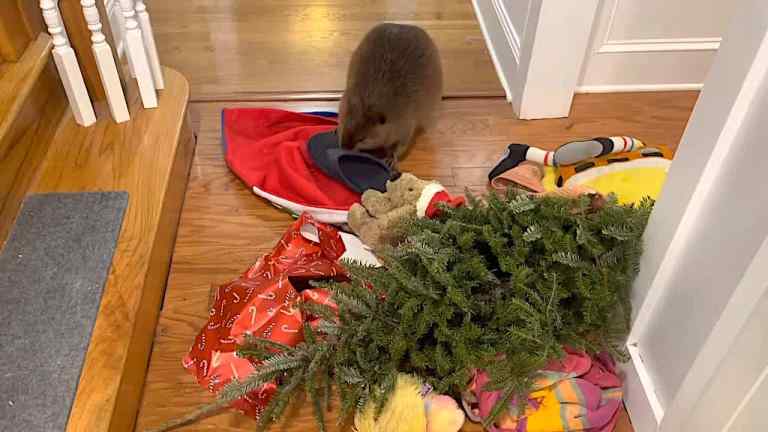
31, 66, 195, 432
0, 192, 128, 432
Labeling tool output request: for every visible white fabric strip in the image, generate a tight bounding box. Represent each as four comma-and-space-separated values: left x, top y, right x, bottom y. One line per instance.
252, 185, 349, 224
526, 147, 554, 166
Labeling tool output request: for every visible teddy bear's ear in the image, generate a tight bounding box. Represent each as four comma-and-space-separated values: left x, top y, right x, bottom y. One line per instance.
385, 173, 406, 191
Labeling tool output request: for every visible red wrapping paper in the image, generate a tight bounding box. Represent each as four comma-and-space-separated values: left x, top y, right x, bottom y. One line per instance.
183, 214, 348, 417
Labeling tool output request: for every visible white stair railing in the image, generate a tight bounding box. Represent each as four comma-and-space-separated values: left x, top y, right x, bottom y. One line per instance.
117, 0, 157, 108
40, 0, 97, 127
38, 0, 165, 126
104, 0, 134, 77
81, 0, 130, 123
134, 0, 163, 89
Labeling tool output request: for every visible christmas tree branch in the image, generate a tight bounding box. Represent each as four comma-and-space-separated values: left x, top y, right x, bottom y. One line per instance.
145, 398, 230, 432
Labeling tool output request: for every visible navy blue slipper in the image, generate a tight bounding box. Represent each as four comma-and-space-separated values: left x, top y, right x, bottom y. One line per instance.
308, 130, 393, 194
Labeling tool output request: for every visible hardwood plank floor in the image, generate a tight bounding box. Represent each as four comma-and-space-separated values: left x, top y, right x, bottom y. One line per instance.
135, 92, 698, 431
150, 0, 503, 101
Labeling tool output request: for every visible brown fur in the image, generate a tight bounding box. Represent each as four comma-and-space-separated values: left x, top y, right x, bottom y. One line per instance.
338, 23, 443, 166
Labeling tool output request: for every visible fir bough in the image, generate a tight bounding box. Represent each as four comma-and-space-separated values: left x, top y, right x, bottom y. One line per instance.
151, 190, 653, 432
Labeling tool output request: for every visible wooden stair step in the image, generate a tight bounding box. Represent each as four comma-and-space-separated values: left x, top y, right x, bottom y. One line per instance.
30, 66, 196, 432
0, 33, 67, 245
0, 34, 53, 146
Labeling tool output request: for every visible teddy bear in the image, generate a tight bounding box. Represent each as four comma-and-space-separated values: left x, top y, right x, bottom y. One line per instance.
347, 173, 464, 250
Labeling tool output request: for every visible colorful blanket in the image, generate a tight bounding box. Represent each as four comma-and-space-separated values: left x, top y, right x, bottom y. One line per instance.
462, 348, 623, 432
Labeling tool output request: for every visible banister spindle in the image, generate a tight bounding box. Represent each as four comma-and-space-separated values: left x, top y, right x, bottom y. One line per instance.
40, 0, 96, 126
103, 0, 134, 77
134, 0, 164, 89
81, 0, 129, 122
118, 0, 157, 108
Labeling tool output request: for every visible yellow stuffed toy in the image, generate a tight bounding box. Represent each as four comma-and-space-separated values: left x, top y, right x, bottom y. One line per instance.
543, 146, 672, 205
354, 375, 465, 432
490, 139, 672, 205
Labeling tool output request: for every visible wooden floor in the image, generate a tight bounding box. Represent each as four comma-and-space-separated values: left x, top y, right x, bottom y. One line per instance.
135, 93, 699, 431
150, 0, 503, 100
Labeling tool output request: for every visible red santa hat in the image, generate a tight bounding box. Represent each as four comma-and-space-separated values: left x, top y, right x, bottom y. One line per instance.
222, 108, 360, 224
416, 183, 466, 219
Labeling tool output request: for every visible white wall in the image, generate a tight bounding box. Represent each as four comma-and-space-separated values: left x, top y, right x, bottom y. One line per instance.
577, 0, 736, 92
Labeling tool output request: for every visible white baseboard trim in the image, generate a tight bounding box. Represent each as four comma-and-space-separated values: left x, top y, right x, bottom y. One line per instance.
471, 0, 513, 103
576, 83, 704, 93
598, 37, 721, 54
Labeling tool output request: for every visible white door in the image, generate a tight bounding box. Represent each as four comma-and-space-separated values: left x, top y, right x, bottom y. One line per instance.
473, 0, 736, 118
472, 0, 599, 119
577, 0, 735, 93
621, 0, 768, 430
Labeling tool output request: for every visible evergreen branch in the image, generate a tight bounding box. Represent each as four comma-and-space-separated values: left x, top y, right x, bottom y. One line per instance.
553, 251, 583, 267
238, 334, 294, 356
597, 247, 622, 267
299, 301, 338, 322
483, 385, 516, 429
338, 366, 364, 384
602, 224, 636, 240
146, 364, 286, 432
316, 319, 340, 337
328, 288, 372, 316
523, 224, 542, 242
256, 369, 306, 431
338, 380, 358, 424
507, 194, 536, 214
303, 322, 317, 345
304, 347, 330, 432
218, 352, 304, 403
379, 254, 440, 300
145, 398, 230, 432
321, 365, 332, 410
373, 372, 398, 418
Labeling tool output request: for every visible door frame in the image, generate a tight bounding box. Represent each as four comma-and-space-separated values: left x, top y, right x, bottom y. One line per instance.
472, 0, 599, 119
624, 0, 768, 429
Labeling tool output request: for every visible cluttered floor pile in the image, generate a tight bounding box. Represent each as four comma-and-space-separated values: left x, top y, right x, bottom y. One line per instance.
150, 109, 669, 432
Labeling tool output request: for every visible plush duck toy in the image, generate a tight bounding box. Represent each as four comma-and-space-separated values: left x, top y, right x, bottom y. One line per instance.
354, 374, 465, 432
